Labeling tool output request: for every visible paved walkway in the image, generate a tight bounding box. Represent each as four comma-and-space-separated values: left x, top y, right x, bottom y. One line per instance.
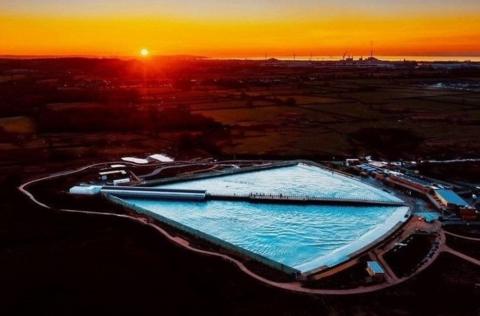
443, 245, 480, 267
444, 230, 480, 242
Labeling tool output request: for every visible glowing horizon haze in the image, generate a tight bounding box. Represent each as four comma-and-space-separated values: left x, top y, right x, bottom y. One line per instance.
1, 0, 480, 58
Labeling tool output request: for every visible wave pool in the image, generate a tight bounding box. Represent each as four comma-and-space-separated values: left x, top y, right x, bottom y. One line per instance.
113, 163, 409, 275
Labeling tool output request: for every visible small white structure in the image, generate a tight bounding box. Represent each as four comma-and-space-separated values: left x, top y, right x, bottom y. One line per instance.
121, 157, 149, 164
98, 170, 127, 181
99, 170, 126, 176
112, 178, 131, 186
345, 158, 360, 167
149, 154, 174, 162
69, 185, 102, 195
369, 161, 388, 168
110, 164, 126, 168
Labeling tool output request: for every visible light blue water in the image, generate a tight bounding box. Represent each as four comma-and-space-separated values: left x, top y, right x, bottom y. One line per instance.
119, 163, 409, 273
158, 163, 401, 202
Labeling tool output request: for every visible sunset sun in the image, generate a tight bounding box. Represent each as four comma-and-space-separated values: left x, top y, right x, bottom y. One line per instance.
140, 48, 149, 57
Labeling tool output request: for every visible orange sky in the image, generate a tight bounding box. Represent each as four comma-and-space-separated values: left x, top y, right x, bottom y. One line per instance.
1, 1, 480, 58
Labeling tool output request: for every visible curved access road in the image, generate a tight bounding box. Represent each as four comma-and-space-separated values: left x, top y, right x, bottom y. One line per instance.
18, 161, 445, 296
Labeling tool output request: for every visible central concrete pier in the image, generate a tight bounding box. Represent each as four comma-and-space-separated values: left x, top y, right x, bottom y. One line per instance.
97, 186, 405, 207
207, 193, 406, 207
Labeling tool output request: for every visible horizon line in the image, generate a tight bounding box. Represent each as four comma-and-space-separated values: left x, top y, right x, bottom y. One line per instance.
1, 54, 480, 62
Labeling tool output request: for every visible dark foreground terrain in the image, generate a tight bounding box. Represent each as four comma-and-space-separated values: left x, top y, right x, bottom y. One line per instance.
1, 58, 480, 315
1, 170, 480, 316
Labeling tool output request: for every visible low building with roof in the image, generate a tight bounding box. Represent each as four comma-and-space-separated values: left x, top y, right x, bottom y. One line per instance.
433, 189, 469, 210
366, 261, 385, 281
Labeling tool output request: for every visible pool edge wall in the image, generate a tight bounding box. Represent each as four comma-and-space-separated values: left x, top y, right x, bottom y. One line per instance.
106, 193, 302, 277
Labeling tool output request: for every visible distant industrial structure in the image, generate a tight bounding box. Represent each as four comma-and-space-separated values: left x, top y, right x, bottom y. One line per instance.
260, 56, 416, 69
